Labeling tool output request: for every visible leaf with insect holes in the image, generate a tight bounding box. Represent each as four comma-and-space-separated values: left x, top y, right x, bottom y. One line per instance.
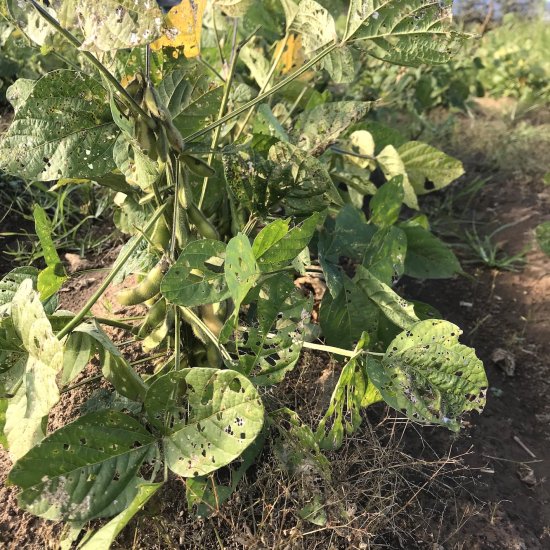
151, 0, 207, 57
146, 369, 264, 477
316, 338, 383, 450
58, 0, 163, 52
397, 141, 464, 195
232, 273, 312, 385
369, 176, 404, 228
161, 240, 231, 307
4, 280, 64, 460
288, 0, 337, 54
0, 70, 118, 181
78, 482, 162, 549
355, 266, 419, 330
8, 410, 158, 521
344, 0, 467, 66
33, 205, 67, 301
267, 143, 341, 214
253, 211, 326, 272
365, 319, 487, 431
361, 226, 407, 285
402, 225, 462, 279
291, 101, 370, 156
6, 0, 56, 46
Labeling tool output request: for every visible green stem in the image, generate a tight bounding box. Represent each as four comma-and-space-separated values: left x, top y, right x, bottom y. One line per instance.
185, 43, 338, 143
198, 21, 249, 209
93, 317, 139, 334
27, 0, 151, 122
233, 32, 290, 142
60, 374, 102, 395
57, 205, 167, 339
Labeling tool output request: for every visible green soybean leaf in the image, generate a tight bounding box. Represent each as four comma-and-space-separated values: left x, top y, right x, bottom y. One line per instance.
253, 211, 326, 272
157, 69, 223, 137
267, 142, 341, 214
291, 101, 370, 156
287, 0, 337, 54
402, 226, 462, 279
535, 221, 550, 256
60, 0, 163, 52
33, 205, 67, 301
0, 398, 7, 448
6, 0, 56, 46
316, 338, 382, 450
8, 410, 158, 521
320, 45, 355, 84
344, 0, 467, 66
151, 369, 264, 477
361, 226, 407, 285
225, 234, 260, 308
397, 141, 464, 195
113, 133, 161, 191
0, 70, 118, 181
4, 279, 64, 460
161, 240, 231, 307
376, 145, 418, 209
319, 277, 379, 350
355, 266, 419, 329
6, 78, 35, 112
232, 273, 312, 385
369, 176, 404, 227
62, 323, 146, 401
366, 320, 487, 431
78, 482, 162, 549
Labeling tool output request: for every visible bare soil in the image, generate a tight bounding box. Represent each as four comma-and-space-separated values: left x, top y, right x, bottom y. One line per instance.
0, 108, 549, 549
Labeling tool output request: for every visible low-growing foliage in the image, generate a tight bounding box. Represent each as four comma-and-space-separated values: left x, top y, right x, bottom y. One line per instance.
0, 0, 488, 546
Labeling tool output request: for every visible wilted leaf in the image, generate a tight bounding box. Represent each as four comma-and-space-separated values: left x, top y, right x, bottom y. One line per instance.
4, 280, 64, 460
151, 0, 207, 57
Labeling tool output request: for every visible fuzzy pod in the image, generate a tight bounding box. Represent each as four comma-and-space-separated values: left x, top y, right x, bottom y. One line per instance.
187, 203, 219, 240
138, 298, 167, 338
116, 259, 168, 306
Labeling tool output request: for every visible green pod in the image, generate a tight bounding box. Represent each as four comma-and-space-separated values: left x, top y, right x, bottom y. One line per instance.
187, 203, 219, 240
142, 308, 175, 351
180, 154, 216, 178
143, 83, 163, 120
200, 304, 223, 338
156, 124, 170, 163
116, 260, 167, 306
164, 120, 185, 154
175, 205, 190, 250
150, 215, 170, 252
135, 116, 158, 160
138, 298, 167, 338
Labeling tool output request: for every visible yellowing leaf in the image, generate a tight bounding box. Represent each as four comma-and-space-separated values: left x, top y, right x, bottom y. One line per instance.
276, 34, 306, 75
150, 0, 207, 58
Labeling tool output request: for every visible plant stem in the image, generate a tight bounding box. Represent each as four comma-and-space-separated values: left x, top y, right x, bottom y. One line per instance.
93, 317, 139, 334
27, 0, 151, 122
57, 205, 167, 339
60, 374, 102, 395
185, 43, 338, 142
198, 21, 252, 209
233, 32, 290, 142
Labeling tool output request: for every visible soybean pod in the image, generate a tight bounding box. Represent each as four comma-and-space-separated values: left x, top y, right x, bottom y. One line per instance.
116, 259, 168, 306
138, 298, 167, 338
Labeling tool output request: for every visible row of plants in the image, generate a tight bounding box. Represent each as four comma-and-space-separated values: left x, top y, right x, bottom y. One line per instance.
0, 1, 488, 547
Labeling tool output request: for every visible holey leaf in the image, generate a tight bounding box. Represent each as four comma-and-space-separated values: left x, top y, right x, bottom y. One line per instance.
8, 410, 158, 522
5, 279, 64, 460
161, 240, 231, 307
288, 0, 337, 54
145, 369, 264, 477
366, 320, 487, 431
232, 273, 313, 386
0, 70, 118, 181
344, 0, 468, 66
60, 1, 163, 52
